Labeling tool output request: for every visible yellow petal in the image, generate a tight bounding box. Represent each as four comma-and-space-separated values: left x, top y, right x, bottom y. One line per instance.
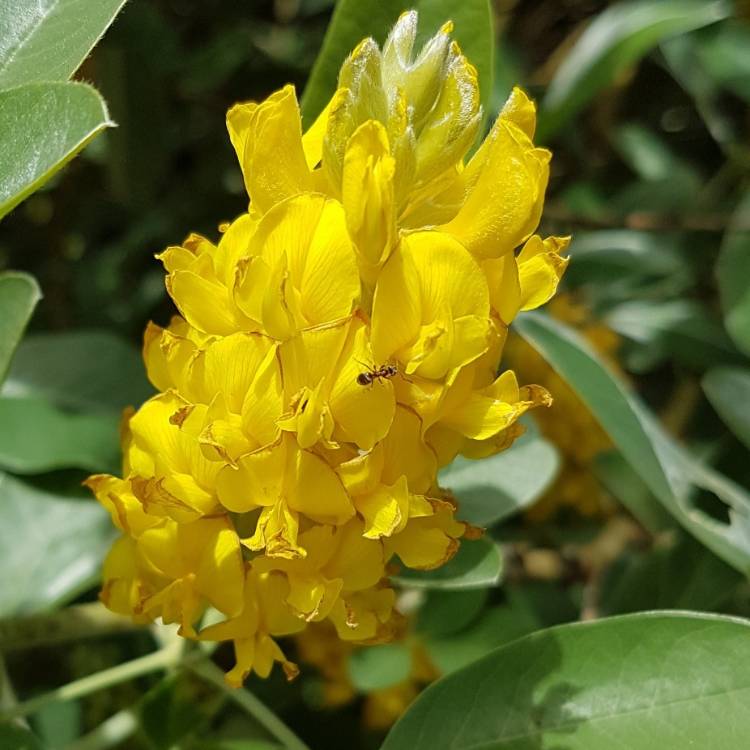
372, 231, 490, 378
244, 502, 304, 559
168, 270, 237, 336
216, 441, 285, 513
356, 476, 410, 539
188, 517, 245, 617
444, 116, 550, 260
200, 332, 273, 413
84, 475, 158, 537
517, 235, 571, 311
227, 85, 312, 213
380, 406, 436, 494
288, 446, 354, 525
302, 95, 333, 169
342, 120, 397, 273
329, 321, 396, 450
249, 194, 360, 332
483, 253, 522, 325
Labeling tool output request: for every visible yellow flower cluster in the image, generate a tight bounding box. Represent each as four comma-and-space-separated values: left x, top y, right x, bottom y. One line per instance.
86, 11, 567, 685
506, 295, 620, 521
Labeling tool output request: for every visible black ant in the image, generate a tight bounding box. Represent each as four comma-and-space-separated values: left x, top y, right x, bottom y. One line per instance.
356, 361, 399, 386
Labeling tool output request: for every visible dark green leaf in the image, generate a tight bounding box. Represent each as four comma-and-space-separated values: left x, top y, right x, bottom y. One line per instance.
515, 311, 750, 574
601, 534, 743, 616
660, 33, 736, 147
440, 427, 559, 527
0, 0, 127, 89
613, 123, 695, 183
605, 299, 741, 371
593, 451, 672, 532
703, 367, 750, 451
693, 21, 750, 102
2, 330, 152, 412
394, 537, 503, 590
423, 603, 539, 676
539, 0, 731, 139
0, 397, 119, 474
0, 272, 41, 385
0, 472, 114, 617
0, 723, 43, 750
348, 643, 411, 692
717, 191, 750, 356
416, 589, 488, 637
300, 0, 493, 125
384, 612, 750, 749
0, 82, 113, 220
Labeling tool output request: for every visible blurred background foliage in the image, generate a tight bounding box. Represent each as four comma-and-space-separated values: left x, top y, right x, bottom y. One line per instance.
3, 0, 750, 748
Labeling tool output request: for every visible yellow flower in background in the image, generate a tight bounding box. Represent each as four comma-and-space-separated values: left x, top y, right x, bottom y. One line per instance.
505, 294, 621, 521
87, 10, 567, 684
294, 620, 439, 730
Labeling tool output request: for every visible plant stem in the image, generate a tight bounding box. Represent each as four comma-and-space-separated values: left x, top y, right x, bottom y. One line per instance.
0, 602, 141, 651
188, 659, 311, 750
63, 708, 138, 750
1, 641, 190, 720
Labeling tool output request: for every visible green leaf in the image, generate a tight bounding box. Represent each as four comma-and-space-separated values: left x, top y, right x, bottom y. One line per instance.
661, 34, 736, 147
717, 191, 750, 356
0, 723, 43, 750
423, 603, 540, 676
348, 643, 411, 692
593, 451, 672, 533
440, 426, 559, 527
300, 0, 493, 126
539, 0, 731, 139
416, 589, 488, 637
693, 20, 750, 102
394, 537, 503, 590
605, 299, 741, 371
0, 272, 41, 385
601, 533, 743, 616
0, 397, 119, 474
0, 0, 127, 89
383, 612, 750, 749
703, 367, 750, 451
0, 472, 114, 617
2, 330, 152, 412
515, 311, 750, 575
0, 81, 114, 220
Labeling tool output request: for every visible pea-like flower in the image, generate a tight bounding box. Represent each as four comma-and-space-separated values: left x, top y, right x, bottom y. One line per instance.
86, 10, 567, 685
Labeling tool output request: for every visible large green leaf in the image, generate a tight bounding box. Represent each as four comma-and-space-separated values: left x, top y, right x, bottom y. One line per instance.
300, 0, 493, 126
539, 0, 731, 139
0, 473, 114, 617
2, 330, 152, 412
703, 367, 750, 451
717, 191, 750, 356
0, 272, 41, 385
383, 612, 750, 749
515, 311, 750, 574
0, 0, 127, 89
0, 397, 119, 474
440, 425, 560, 527
0, 81, 113, 220
394, 537, 503, 590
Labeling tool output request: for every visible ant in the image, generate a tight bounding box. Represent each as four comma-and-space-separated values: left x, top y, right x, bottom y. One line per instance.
356, 361, 399, 386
